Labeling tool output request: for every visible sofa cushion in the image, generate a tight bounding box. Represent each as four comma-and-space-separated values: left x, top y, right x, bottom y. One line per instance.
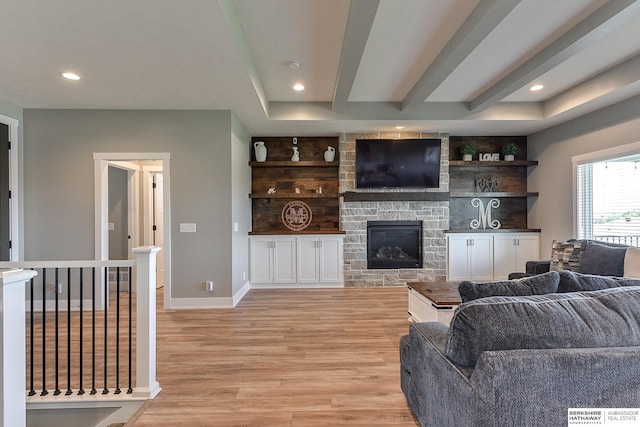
445, 286, 640, 367
557, 270, 640, 293
578, 241, 627, 276
458, 271, 560, 303
625, 247, 640, 278
549, 240, 586, 272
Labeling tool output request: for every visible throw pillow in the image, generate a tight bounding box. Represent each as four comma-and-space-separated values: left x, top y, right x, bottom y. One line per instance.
557, 270, 640, 293
458, 271, 560, 303
624, 247, 640, 278
549, 240, 586, 272
579, 241, 626, 276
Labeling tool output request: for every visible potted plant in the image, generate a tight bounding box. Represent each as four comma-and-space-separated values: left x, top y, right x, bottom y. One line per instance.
502, 143, 519, 161
460, 144, 476, 161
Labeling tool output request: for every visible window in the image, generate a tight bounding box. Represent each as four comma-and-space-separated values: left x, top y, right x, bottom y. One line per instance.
576, 153, 640, 247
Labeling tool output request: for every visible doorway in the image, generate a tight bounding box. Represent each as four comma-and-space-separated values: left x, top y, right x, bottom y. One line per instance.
95, 153, 172, 309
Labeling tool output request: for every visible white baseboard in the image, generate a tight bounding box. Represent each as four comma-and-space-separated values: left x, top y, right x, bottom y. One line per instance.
249, 282, 344, 289
232, 282, 251, 307
169, 296, 234, 309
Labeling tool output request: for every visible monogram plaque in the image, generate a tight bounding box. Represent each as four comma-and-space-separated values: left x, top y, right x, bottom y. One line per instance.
281, 200, 313, 231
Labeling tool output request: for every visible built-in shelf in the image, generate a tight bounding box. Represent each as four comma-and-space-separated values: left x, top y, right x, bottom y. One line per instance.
450, 192, 539, 198
449, 160, 538, 167
446, 228, 541, 233
249, 230, 346, 235
249, 161, 338, 167
342, 191, 450, 202
249, 193, 340, 199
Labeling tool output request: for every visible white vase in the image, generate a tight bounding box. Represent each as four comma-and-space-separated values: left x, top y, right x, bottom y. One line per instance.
463, 154, 473, 161
504, 154, 515, 161
324, 146, 336, 162
254, 141, 267, 162
291, 147, 299, 162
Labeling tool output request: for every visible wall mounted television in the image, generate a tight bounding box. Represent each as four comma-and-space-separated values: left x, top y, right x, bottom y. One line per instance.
355, 139, 442, 189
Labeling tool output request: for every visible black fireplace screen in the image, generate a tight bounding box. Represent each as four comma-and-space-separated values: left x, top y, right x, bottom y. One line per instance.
366, 221, 423, 269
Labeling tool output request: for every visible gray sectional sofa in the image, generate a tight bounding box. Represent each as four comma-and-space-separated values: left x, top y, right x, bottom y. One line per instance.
400, 271, 640, 426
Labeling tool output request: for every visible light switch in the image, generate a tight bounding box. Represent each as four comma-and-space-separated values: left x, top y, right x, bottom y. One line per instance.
180, 223, 197, 233
234, 222, 239, 232
108, 222, 115, 231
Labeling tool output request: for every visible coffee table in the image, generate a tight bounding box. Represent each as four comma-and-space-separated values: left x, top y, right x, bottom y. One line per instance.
407, 281, 461, 325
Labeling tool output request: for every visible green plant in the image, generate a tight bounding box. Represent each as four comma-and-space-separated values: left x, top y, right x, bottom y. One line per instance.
502, 142, 519, 156
460, 143, 477, 156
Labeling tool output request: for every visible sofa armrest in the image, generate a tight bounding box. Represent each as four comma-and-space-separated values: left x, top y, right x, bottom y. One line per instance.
470, 347, 640, 427
526, 259, 550, 275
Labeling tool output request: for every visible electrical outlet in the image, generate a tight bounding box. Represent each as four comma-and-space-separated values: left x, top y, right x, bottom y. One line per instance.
242, 272, 246, 280
205, 281, 214, 292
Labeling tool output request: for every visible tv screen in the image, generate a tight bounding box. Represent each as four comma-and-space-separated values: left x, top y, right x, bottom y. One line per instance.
355, 139, 441, 188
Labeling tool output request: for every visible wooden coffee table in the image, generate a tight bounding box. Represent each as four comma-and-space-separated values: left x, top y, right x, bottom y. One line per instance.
407, 281, 461, 325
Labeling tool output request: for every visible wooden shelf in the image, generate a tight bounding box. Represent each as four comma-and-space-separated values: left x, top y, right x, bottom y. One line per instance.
449, 160, 538, 167
249, 230, 346, 235
249, 161, 338, 167
450, 192, 539, 198
342, 191, 450, 202
249, 193, 340, 199
445, 228, 541, 233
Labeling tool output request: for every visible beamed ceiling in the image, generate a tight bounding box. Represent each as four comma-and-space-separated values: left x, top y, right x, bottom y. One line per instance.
1, 0, 640, 136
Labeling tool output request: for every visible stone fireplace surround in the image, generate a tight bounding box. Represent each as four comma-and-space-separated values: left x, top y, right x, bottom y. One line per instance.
340, 132, 450, 287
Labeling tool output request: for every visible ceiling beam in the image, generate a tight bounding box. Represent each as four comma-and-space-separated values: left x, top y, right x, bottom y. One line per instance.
469, 0, 640, 113
544, 53, 640, 118
401, 0, 522, 111
331, 0, 381, 113
218, 0, 269, 117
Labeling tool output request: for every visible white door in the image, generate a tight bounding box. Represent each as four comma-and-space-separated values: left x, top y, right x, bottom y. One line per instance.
318, 237, 342, 283
447, 235, 472, 281
493, 235, 518, 280
296, 237, 319, 283
153, 173, 165, 288
468, 235, 494, 281
250, 238, 274, 284
273, 238, 296, 283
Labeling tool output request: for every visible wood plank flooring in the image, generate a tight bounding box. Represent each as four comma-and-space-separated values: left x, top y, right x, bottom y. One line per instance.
132, 287, 419, 426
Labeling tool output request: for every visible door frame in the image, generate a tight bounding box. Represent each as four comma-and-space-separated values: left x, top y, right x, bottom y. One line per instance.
0, 114, 19, 261
94, 152, 171, 310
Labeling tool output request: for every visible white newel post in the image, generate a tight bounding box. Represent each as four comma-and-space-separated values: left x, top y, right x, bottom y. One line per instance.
1, 269, 37, 427
132, 246, 162, 399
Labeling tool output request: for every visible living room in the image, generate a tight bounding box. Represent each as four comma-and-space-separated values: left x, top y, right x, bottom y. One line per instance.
2, 0, 640, 426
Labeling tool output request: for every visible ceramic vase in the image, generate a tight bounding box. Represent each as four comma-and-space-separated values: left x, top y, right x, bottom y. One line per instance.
291, 147, 300, 162
324, 146, 336, 162
254, 141, 267, 162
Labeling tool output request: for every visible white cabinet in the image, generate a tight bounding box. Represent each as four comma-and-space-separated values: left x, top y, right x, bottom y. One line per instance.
250, 235, 344, 288
447, 232, 540, 281
447, 234, 494, 282
249, 237, 296, 284
493, 234, 540, 280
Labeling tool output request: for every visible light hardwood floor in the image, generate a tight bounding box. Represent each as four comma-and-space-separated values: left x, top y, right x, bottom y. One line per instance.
132, 287, 419, 426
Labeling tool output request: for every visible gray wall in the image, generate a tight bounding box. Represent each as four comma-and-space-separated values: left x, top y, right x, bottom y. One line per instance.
231, 114, 251, 295
528, 95, 640, 257
23, 109, 250, 300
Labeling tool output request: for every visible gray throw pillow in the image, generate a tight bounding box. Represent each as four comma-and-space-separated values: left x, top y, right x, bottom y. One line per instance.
557, 270, 640, 293
458, 271, 560, 303
579, 241, 627, 276
445, 286, 640, 367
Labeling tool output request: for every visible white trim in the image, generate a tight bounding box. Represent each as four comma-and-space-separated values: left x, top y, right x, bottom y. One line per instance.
572, 140, 640, 238
232, 281, 250, 307
94, 153, 172, 310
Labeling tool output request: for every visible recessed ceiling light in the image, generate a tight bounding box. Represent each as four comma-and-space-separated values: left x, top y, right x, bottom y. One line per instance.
62, 72, 80, 81
530, 84, 543, 91
395, 126, 405, 130
293, 83, 305, 91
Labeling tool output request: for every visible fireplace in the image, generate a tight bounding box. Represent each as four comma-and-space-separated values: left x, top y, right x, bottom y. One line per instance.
366, 221, 423, 269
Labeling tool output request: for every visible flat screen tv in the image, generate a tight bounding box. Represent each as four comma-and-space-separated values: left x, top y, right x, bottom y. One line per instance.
355, 139, 441, 188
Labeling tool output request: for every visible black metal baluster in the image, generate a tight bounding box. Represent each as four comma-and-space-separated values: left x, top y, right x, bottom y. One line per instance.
54, 268, 61, 395
78, 268, 85, 395
40, 268, 48, 396
91, 267, 97, 395
28, 271, 36, 396
65, 268, 72, 395
128, 266, 133, 394
115, 267, 121, 394
103, 267, 109, 394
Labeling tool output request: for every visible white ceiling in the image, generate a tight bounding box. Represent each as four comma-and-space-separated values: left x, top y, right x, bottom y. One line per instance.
1, 0, 640, 136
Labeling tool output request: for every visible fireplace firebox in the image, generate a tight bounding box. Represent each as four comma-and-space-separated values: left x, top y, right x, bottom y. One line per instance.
366, 221, 423, 269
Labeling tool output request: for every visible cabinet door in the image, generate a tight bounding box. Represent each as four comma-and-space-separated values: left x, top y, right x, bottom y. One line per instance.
447, 235, 472, 282
514, 234, 539, 272
468, 235, 494, 281
273, 238, 296, 283
318, 237, 343, 283
493, 235, 518, 280
296, 237, 319, 283
250, 238, 273, 284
